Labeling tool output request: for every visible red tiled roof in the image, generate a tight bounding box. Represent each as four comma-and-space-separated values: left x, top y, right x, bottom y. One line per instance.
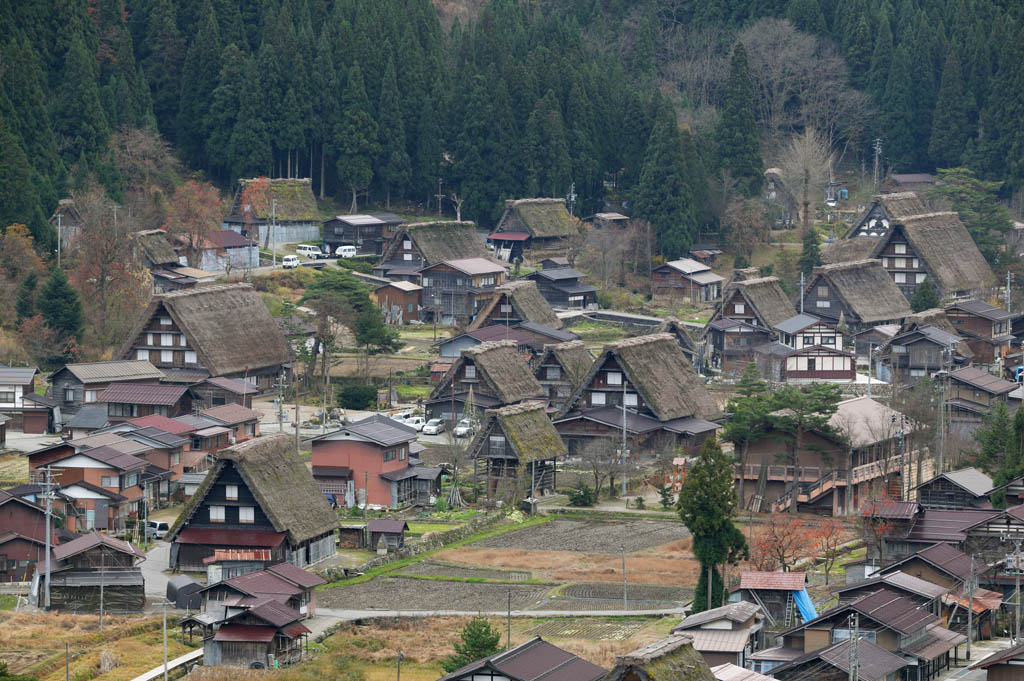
202, 549, 272, 564
128, 414, 195, 435
175, 528, 286, 547
98, 382, 188, 406
200, 403, 261, 425
281, 621, 312, 639
740, 572, 807, 591
213, 624, 276, 643
266, 562, 326, 589
942, 588, 1003, 613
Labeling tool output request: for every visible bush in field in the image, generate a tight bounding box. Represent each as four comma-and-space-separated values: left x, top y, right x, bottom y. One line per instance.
568, 482, 596, 507
441, 616, 501, 673
338, 384, 377, 409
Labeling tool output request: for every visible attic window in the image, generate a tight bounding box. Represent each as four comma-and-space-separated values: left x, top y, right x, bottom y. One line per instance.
403, 240, 411, 249
464, 365, 477, 379
591, 392, 607, 406
894, 244, 906, 255
894, 273, 907, 284
606, 371, 622, 386
817, 286, 828, 297
734, 303, 745, 315
403, 253, 412, 261
625, 393, 638, 407
916, 274, 926, 284
160, 317, 172, 325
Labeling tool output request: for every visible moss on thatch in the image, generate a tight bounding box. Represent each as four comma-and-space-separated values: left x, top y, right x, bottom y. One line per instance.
430, 340, 545, 405
715, 276, 796, 329
118, 283, 291, 376
384, 221, 489, 265
132, 229, 179, 265
468, 280, 562, 331
810, 260, 911, 324
167, 434, 337, 545
541, 340, 593, 388
886, 213, 994, 294
822, 237, 881, 264
602, 635, 715, 681
238, 178, 319, 222
655, 318, 697, 354
488, 402, 567, 462
497, 198, 580, 239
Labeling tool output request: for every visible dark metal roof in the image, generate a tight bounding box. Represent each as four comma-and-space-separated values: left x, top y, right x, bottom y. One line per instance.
550, 282, 598, 295
98, 382, 188, 406
368, 519, 408, 534
773, 314, 822, 335
311, 465, 352, 478
0, 366, 38, 385
970, 639, 1024, 669
438, 637, 606, 681
224, 569, 303, 596
200, 403, 261, 425
51, 445, 148, 472
244, 598, 304, 627
56, 360, 164, 384
516, 322, 578, 342
531, 267, 587, 281
861, 500, 920, 520
904, 510, 998, 542
882, 542, 988, 581
175, 528, 287, 547
835, 572, 948, 599
213, 623, 276, 643
266, 562, 326, 589
847, 590, 937, 633
950, 299, 1014, 321
53, 531, 145, 561
949, 366, 1016, 394
817, 639, 907, 681
380, 467, 420, 482
673, 601, 761, 630
64, 407, 110, 430
314, 414, 418, 446
203, 376, 260, 394
126, 426, 189, 448
555, 407, 663, 434
22, 392, 57, 408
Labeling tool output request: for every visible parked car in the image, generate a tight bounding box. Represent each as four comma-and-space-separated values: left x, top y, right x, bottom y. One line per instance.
336, 245, 358, 258
295, 244, 325, 259
281, 255, 300, 269
422, 418, 446, 435
390, 412, 410, 423
454, 419, 478, 438
404, 416, 426, 431
146, 520, 170, 540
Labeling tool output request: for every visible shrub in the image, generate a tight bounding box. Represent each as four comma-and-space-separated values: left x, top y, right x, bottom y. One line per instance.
336, 257, 376, 274
568, 481, 596, 507
733, 254, 749, 269
338, 384, 377, 409
634, 495, 645, 510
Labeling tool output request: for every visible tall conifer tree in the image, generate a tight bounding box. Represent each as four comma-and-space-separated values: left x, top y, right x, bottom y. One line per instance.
335, 63, 379, 212
715, 43, 762, 197
178, 0, 222, 167
929, 47, 970, 169
376, 57, 411, 208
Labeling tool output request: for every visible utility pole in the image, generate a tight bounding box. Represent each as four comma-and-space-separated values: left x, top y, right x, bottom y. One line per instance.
271, 199, 278, 267
1007, 271, 1014, 313
620, 374, 627, 498
163, 601, 169, 681
872, 138, 882, 189
435, 178, 444, 217
1002, 532, 1022, 641
99, 545, 105, 632
967, 555, 975, 660
276, 370, 286, 433
566, 183, 577, 217
396, 650, 403, 681
848, 612, 859, 681
294, 367, 300, 457
507, 588, 512, 650
799, 271, 805, 314
57, 213, 62, 269
867, 344, 873, 399
41, 466, 58, 610
621, 544, 627, 611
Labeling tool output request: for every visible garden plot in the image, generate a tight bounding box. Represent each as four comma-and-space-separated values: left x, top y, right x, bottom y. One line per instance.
560, 582, 691, 602
395, 561, 531, 581
472, 519, 689, 554
523, 619, 648, 640
318, 577, 552, 611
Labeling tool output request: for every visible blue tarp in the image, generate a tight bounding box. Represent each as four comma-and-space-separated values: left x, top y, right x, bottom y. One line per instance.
792, 588, 818, 621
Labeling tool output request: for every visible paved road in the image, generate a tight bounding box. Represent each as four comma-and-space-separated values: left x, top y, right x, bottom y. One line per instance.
3, 431, 61, 453
142, 541, 172, 598
937, 636, 1012, 681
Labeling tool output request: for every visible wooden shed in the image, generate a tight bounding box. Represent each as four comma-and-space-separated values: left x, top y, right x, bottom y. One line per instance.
368, 519, 408, 550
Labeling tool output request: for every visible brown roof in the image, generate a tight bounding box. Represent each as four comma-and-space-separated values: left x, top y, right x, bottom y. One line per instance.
719, 277, 796, 329
476, 402, 567, 463
53, 531, 145, 561
98, 382, 188, 406
243, 599, 304, 627
816, 639, 907, 681
822, 236, 880, 264
168, 434, 337, 546
468, 280, 563, 331
497, 198, 580, 239
200, 403, 261, 425
438, 637, 606, 681
213, 623, 277, 643
561, 334, 720, 422
433, 340, 544, 405
127, 414, 196, 435
203, 377, 261, 395
54, 360, 164, 384
265, 562, 326, 588
132, 229, 179, 265
709, 664, 776, 681
882, 542, 987, 581
846, 590, 937, 633
535, 341, 593, 388
118, 284, 291, 377
949, 366, 1016, 395
860, 500, 920, 520
739, 572, 807, 591
383, 221, 489, 265
368, 519, 408, 534
885, 213, 994, 294
52, 445, 148, 472
809, 260, 911, 323
971, 639, 1024, 669
235, 178, 318, 222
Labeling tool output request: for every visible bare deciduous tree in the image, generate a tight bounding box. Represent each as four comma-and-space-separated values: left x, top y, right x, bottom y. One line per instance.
721, 198, 768, 261
778, 128, 834, 234
579, 226, 630, 291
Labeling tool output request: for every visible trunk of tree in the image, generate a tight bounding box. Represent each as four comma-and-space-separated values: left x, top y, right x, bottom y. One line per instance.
309, 142, 313, 181
385, 185, 391, 210
350, 186, 358, 213
320, 143, 326, 199
789, 427, 803, 513
738, 441, 748, 510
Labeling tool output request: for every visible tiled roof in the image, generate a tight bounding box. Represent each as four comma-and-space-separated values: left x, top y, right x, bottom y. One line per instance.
685, 628, 751, 653
847, 590, 937, 634
368, 519, 409, 534
127, 414, 196, 435
437, 637, 606, 681
56, 360, 164, 384
98, 382, 188, 406
739, 572, 807, 591
53, 531, 145, 561
52, 445, 148, 472
266, 562, 326, 589
883, 542, 988, 582
200, 403, 261, 425
202, 376, 260, 394
0, 366, 37, 385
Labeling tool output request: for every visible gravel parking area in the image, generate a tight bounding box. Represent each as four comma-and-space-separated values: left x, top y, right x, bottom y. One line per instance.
472, 519, 689, 554
319, 577, 552, 611
395, 561, 531, 581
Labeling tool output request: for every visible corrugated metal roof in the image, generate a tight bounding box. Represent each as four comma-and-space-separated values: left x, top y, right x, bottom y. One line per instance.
773, 314, 822, 335
430, 257, 507, 275
950, 366, 1017, 394
224, 569, 303, 596
438, 637, 606, 681
64, 407, 109, 430
266, 562, 326, 589
53, 531, 145, 561
904, 510, 997, 542
937, 467, 993, 496
902, 623, 966, 660
878, 571, 948, 598
245, 598, 303, 627
53, 445, 148, 472
127, 414, 195, 435
98, 382, 188, 406
686, 628, 751, 652
950, 299, 1013, 321
674, 601, 761, 630
710, 663, 778, 681
848, 590, 936, 633
970, 639, 1024, 669
200, 403, 261, 425
664, 258, 711, 275
58, 361, 164, 383
202, 376, 259, 394
884, 542, 988, 581
213, 624, 276, 643
0, 366, 37, 384
818, 639, 906, 681
739, 572, 807, 591
860, 500, 919, 520
315, 414, 417, 447
516, 322, 578, 342
368, 519, 408, 534
127, 426, 189, 447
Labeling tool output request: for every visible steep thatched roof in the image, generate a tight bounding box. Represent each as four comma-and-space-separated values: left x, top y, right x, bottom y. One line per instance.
432, 340, 545, 405
822, 237, 880, 264
498, 198, 580, 239
719, 277, 796, 329
486, 402, 567, 462
236, 178, 319, 222
811, 260, 911, 323
118, 284, 291, 376
132, 229, 179, 265
896, 308, 974, 358
603, 635, 715, 681
538, 340, 593, 386
656, 318, 698, 354
385, 221, 488, 264
845, 192, 930, 238
561, 334, 720, 421
167, 434, 337, 545
885, 213, 994, 294
468, 280, 562, 331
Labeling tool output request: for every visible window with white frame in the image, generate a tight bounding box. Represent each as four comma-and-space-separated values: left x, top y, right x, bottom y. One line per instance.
403, 239, 411, 249
734, 303, 745, 314
101, 475, 118, 487
625, 392, 638, 407
180, 335, 187, 346
591, 391, 606, 405
816, 300, 830, 308
146, 333, 154, 345
64, 388, 75, 402
209, 505, 225, 522
162, 333, 174, 346
137, 349, 149, 360
546, 367, 560, 380
894, 244, 906, 254
403, 253, 412, 260
422, 277, 431, 286
225, 484, 238, 500
85, 390, 99, 403
894, 272, 907, 283
500, 304, 512, 313
0, 392, 13, 404
160, 316, 172, 325
606, 371, 622, 385
161, 350, 173, 363
185, 351, 197, 364
480, 276, 495, 286
916, 274, 926, 284
464, 364, 476, 379
912, 258, 919, 268
817, 285, 829, 297
239, 506, 254, 523
895, 258, 906, 269
124, 473, 138, 487
172, 452, 180, 465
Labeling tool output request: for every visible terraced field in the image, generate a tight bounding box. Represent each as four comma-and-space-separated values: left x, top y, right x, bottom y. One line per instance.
471, 518, 689, 554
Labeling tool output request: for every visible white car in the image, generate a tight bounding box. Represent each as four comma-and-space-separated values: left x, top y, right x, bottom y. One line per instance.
336, 245, 358, 258
422, 418, 446, 435
295, 244, 324, 259
404, 416, 426, 431
281, 255, 300, 269
390, 412, 411, 423
454, 419, 477, 438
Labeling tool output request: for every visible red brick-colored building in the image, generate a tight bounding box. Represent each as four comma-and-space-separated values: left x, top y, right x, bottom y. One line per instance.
0, 489, 54, 582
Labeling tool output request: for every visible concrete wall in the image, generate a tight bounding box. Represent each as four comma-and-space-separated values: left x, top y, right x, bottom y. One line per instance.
227, 222, 320, 245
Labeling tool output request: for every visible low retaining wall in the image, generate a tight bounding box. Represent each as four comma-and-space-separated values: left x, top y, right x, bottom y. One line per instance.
317, 513, 503, 582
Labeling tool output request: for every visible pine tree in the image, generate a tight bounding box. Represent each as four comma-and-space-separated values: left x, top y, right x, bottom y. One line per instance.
278, 87, 305, 176
524, 90, 572, 199
39, 267, 84, 344
715, 43, 762, 197
311, 30, 339, 199
0, 114, 40, 234
16, 271, 38, 323
910, 278, 940, 312
634, 104, 699, 259
205, 43, 246, 182
881, 44, 919, 170
975, 401, 1015, 476
142, 0, 185, 138
335, 63, 379, 212
50, 32, 110, 163
866, 10, 893, 99
376, 57, 411, 208
977, 36, 1024, 187
228, 56, 272, 178
798, 228, 821, 276
178, 0, 223, 167
678, 437, 748, 614
412, 93, 443, 204
440, 616, 502, 673
929, 47, 970, 169
845, 14, 873, 88
785, 0, 827, 35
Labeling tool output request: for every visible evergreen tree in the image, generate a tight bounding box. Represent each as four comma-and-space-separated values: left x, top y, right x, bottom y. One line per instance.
722, 362, 770, 508
413, 93, 443, 205
311, 30, 340, 199
376, 57, 411, 208
975, 401, 1015, 476
205, 43, 246, 182
715, 43, 762, 197
178, 0, 222, 167
881, 44, 920, 170
228, 56, 272, 178
16, 271, 38, 323
524, 90, 572, 199
785, 0, 827, 35
929, 47, 970, 170
39, 267, 84, 344
278, 87, 305, 175
845, 14, 873, 88
798, 228, 821, 276
910, 278, 940, 312
634, 104, 699, 259
678, 437, 748, 614
770, 383, 842, 513
142, 0, 185, 138
440, 617, 502, 673
927, 167, 1013, 263
978, 36, 1024, 187
0, 115, 39, 235
335, 63, 379, 212
50, 33, 110, 163
866, 10, 893, 99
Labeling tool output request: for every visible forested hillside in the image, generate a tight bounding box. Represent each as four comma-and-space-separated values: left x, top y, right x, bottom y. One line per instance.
1, 0, 1023, 266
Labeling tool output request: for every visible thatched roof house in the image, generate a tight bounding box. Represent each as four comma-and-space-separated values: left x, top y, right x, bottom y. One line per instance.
132, 229, 179, 266
873, 212, 994, 297
496, 199, 580, 240
381, 221, 488, 266
602, 634, 715, 681
479, 402, 567, 462
228, 178, 319, 223
846, 192, 929, 238
468, 280, 563, 331
425, 340, 545, 421
470, 402, 568, 498
535, 340, 594, 409
803, 260, 911, 330
821, 236, 880, 264
711, 276, 796, 331
167, 434, 338, 570
655, 317, 698, 362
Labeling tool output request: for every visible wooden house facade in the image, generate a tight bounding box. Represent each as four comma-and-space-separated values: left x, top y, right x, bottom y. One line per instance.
944, 300, 1014, 368
524, 267, 597, 309
322, 212, 405, 256
801, 260, 912, 336
882, 325, 970, 385
50, 361, 164, 419
946, 366, 1018, 434
470, 403, 567, 499
468, 280, 562, 331
98, 382, 193, 421
706, 276, 796, 375
534, 341, 593, 410
167, 434, 337, 571
913, 468, 994, 511
374, 221, 488, 280
419, 258, 506, 327
0, 489, 51, 582
652, 258, 725, 304
374, 280, 422, 324
47, 532, 146, 612
772, 314, 855, 383
490, 198, 580, 260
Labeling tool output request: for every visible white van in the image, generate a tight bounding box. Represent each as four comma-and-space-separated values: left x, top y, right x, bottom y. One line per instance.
336, 245, 358, 258
295, 244, 323, 258
281, 255, 300, 269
